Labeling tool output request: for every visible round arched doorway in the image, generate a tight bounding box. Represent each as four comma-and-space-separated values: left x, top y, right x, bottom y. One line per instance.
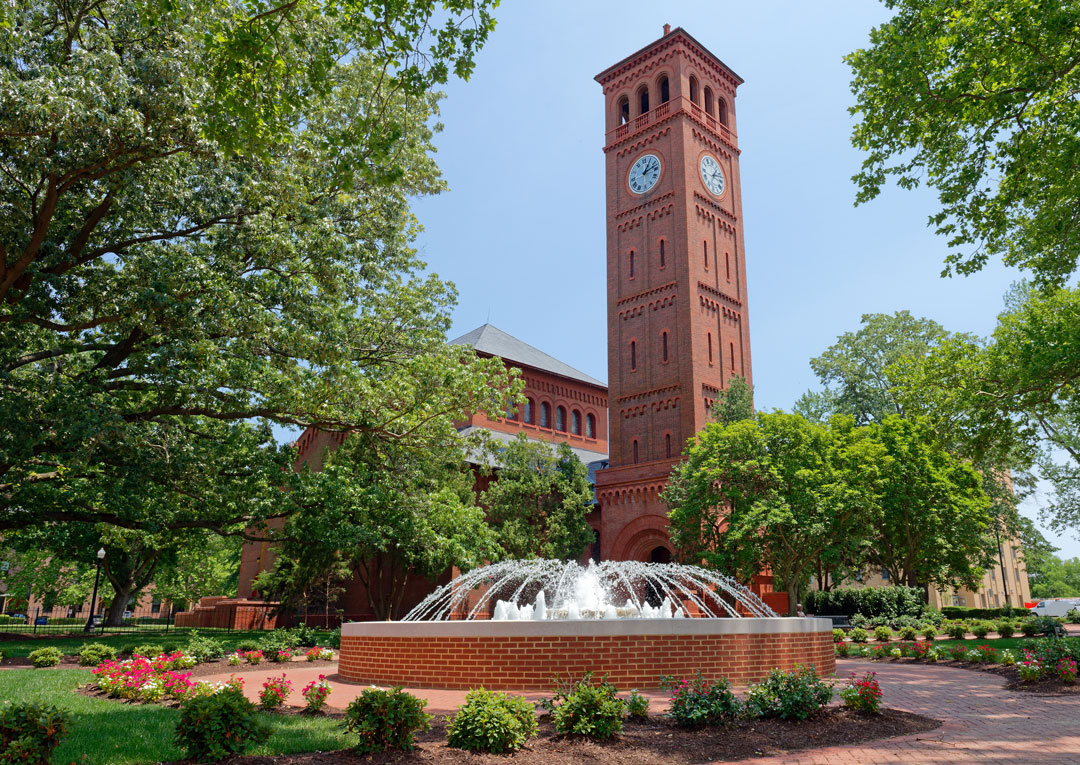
649, 546, 672, 564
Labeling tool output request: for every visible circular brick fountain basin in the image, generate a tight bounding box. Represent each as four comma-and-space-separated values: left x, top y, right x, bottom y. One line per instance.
339, 617, 834, 690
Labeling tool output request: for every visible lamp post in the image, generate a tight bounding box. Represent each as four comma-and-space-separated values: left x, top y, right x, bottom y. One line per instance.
84, 548, 105, 633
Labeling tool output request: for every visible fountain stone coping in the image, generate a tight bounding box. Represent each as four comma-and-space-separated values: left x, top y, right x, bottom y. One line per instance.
342, 617, 831, 638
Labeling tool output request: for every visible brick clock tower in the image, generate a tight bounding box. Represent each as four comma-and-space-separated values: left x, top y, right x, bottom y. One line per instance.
594, 26, 752, 562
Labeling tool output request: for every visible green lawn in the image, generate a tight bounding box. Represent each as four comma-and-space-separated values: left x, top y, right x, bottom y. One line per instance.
0, 629, 334, 659
0, 669, 351, 764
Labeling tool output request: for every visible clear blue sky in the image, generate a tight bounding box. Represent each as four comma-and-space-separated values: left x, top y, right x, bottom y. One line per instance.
404, 0, 1078, 560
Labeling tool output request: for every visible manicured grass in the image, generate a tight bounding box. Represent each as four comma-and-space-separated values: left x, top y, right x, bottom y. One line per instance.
0, 669, 350, 764
0, 629, 334, 659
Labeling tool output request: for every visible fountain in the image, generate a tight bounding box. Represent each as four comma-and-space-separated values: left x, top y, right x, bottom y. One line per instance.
339, 561, 834, 689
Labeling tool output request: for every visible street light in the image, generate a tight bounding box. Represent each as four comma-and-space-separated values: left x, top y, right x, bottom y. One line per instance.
84, 548, 105, 633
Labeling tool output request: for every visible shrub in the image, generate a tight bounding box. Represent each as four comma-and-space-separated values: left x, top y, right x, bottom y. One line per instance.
1056, 657, 1077, 684
28, 647, 63, 668
1018, 659, 1043, 682
328, 627, 341, 649
941, 605, 1031, 620
184, 631, 225, 663
921, 624, 938, 640
834, 641, 850, 657
1000, 649, 1017, 666
970, 621, 992, 639
301, 675, 332, 712
0, 702, 67, 765
832, 628, 846, 643
259, 675, 292, 709
1035, 616, 1067, 637
174, 688, 270, 762
661, 673, 741, 728
804, 587, 926, 621
1066, 608, 1080, 624
625, 691, 649, 720
290, 623, 320, 648
244, 650, 263, 665
976, 645, 998, 664
233, 640, 261, 653
898, 625, 919, 641
344, 687, 431, 754
131, 644, 159, 658
79, 643, 117, 667
446, 688, 538, 753
911, 640, 933, 660
848, 627, 868, 643
873, 626, 892, 642
995, 620, 1016, 639
839, 671, 881, 714
744, 665, 833, 721
1020, 619, 1041, 637
947, 644, 970, 662
257, 629, 297, 657
925, 647, 941, 663
550, 675, 626, 739
946, 622, 968, 639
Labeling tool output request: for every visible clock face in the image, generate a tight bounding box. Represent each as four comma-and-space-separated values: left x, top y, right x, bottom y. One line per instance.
627, 154, 661, 194
700, 155, 726, 196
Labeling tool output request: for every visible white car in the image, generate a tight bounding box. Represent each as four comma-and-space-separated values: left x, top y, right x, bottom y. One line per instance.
1029, 599, 1080, 618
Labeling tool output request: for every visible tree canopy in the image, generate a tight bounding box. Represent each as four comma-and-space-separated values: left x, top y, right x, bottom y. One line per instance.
848, 0, 1080, 286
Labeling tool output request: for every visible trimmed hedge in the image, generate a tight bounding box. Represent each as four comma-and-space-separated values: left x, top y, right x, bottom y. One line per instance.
804, 587, 925, 621
940, 606, 1029, 620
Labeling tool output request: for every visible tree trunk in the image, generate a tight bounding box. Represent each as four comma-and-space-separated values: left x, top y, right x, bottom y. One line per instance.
786, 581, 800, 617
105, 580, 134, 627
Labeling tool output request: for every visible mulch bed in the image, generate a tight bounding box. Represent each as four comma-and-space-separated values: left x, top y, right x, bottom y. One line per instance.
848, 656, 1080, 695
165, 709, 939, 765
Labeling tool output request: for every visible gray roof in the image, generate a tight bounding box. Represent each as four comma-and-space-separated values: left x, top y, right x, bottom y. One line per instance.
450, 324, 605, 388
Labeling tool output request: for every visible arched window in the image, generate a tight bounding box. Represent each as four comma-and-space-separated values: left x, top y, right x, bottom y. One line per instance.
707, 333, 713, 364
689, 75, 699, 105
730, 342, 736, 371
540, 402, 551, 428
506, 403, 516, 421
637, 85, 650, 115
555, 406, 566, 432
725, 252, 731, 280
617, 96, 630, 125
658, 75, 670, 103
630, 340, 637, 371
703, 240, 709, 269
586, 413, 596, 439
571, 410, 581, 435
629, 250, 635, 278
704, 86, 714, 116
633, 439, 639, 463
718, 98, 729, 126
659, 239, 666, 268
665, 433, 672, 458
524, 398, 534, 424
661, 331, 668, 362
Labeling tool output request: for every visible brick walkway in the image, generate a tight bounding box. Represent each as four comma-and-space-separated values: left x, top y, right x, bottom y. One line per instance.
203, 658, 1080, 764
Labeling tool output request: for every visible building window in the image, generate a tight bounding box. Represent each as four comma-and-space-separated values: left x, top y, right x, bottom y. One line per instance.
658, 75, 670, 103
661, 331, 668, 362
707, 333, 713, 364
555, 406, 566, 432
151, 600, 161, 614
629, 250, 635, 278
689, 75, 699, 105
633, 439, 639, 463
638, 85, 650, 115
524, 398, 534, 424
586, 413, 596, 439
506, 403, 516, 421
703, 240, 708, 269
630, 340, 637, 371
881, 568, 890, 581
725, 252, 731, 280
704, 86, 714, 115
617, 96, 630, 125
665, 433, 672, 458
540, 402, 550, 428
571, 409, 581, 435
718, 98, 729, 126
730, 342, 735, 371
659, 239, 666, 268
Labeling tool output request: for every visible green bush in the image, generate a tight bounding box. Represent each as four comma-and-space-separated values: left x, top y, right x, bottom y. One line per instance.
328, 627, 341, 649
131, 643, 160, 658
941, 606, 1029, 620
78, 642, 117, 667
848, 627, 868, 643
289, 623, 320, 648
0, 702, 68, 765
625, 691, 650, 720
233, 640, 261, 653
184, 631, 225, 663
921, 624, 938, 640
1020, 619, 1041, 637
28, 647, 63, 668
804, 587, 926, 621
174, 688, 270, 762
898, 625, 919, 641
661, 673, 741, 728
744, 665, 833, 721
995, 620, 1016, 638
0, 614, 25, 625
1035, 616, 1067, 637
1066, 608, 1080, 624
550, 675, 626, 739
257, 628, 298, 657
832, 628, 846, 643
945, 622, 968, 639
344, 687, 431, 755
446, 688, 538, 753
873, 626, 892, 642
970, 621, 992, 639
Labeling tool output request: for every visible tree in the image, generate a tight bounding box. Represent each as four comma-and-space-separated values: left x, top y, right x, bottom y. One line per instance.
848, 0, 1080, 287
862, 416, 996, 591
710, 376, 755, 426
0, 0, 513, 542
664, 412, 885, 614
480, 434, 595, 561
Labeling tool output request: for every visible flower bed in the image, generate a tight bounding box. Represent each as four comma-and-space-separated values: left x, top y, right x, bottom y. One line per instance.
91, 651, 245, 705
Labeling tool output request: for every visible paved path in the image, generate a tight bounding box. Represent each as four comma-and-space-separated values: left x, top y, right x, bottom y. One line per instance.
202, 659, 1080, 764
